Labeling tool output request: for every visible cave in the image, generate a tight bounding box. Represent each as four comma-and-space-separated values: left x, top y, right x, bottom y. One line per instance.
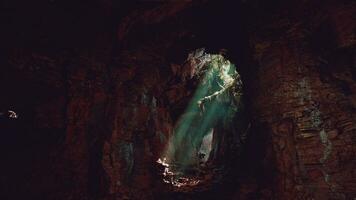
156, 50, 245, 191
1, 0, 356, 200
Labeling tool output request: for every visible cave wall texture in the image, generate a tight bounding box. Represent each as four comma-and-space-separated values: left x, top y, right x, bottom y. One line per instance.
0, 0, 355, 199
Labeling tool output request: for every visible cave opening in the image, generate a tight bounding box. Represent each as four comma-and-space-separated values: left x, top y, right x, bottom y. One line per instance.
157, 49, 244, 191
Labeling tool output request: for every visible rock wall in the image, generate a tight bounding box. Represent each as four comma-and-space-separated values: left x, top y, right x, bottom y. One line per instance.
250, 1, 356, 199
1, 0, 355, 200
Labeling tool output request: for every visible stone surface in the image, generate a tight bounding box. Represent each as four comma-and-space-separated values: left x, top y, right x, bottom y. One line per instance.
1, 0, 355, 199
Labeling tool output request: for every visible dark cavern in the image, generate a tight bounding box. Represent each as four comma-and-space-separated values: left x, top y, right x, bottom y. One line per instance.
1, 0, 356, 199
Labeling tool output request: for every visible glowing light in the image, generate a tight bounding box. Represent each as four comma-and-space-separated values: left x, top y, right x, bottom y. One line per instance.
157, 158, 201, 188
8, 110, 18, 119
157, 49, 243, 188
199, 128, 213, 163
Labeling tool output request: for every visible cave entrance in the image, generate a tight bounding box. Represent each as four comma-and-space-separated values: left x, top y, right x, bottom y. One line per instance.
157, 49, 243, 190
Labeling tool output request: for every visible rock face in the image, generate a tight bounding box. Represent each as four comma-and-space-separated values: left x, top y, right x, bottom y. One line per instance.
1, 0, 355, 199
250, 1, 356, 199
